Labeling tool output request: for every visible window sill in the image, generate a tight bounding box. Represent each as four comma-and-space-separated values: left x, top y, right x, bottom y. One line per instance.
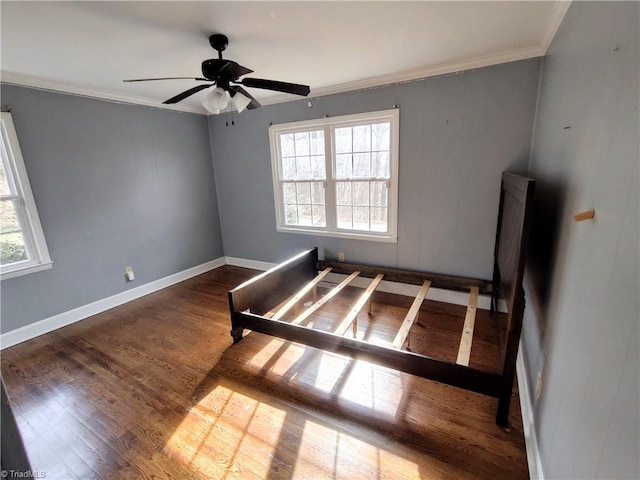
1, 260, 54, 280
277, 226, 398, 243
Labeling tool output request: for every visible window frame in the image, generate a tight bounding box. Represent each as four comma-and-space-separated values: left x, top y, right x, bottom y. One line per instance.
0, 112, 52, 280
269, 109, 399, 243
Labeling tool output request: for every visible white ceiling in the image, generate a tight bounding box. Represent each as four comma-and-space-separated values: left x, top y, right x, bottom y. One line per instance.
1, 1, 569, 115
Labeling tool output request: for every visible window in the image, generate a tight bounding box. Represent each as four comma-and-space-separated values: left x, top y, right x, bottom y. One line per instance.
0, 112, 52, 279
270, 109, 399, 242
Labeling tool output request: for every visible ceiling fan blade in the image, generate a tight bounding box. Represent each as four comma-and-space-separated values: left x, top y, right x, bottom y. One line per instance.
123, 77, 208, 82
240, 78, 310, 96
229, 86, 261, 110
163, 84, 213, 104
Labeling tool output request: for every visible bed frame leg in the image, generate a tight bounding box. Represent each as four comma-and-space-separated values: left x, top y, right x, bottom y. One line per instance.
230, 327, 244, 344
496, 379, 514, 426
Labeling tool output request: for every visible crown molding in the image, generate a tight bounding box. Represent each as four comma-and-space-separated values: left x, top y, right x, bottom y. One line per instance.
540, 1, 572, 53
259, 45, 545, 108
1, 72, 207, 115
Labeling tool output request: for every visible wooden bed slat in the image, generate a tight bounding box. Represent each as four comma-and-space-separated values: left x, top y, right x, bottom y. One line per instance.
290, 271, 361, 326
392, 280, 431, 349
456, 286, 479, 366
269, 268, 333, 320
334, 274, 384, 336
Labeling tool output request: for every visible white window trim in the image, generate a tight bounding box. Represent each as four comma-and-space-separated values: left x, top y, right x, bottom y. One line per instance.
269, 109, 399, 243
1, 112, 53, 280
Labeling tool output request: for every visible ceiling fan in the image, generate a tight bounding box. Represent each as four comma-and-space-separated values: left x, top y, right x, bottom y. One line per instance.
124, 34, 311, 114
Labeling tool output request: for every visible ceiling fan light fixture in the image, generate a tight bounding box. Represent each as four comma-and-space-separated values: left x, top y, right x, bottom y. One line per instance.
231, 91, 252, 113
203, 87, 228, 113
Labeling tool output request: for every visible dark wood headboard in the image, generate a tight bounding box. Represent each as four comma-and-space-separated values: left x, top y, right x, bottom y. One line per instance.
492, 172, 535, 361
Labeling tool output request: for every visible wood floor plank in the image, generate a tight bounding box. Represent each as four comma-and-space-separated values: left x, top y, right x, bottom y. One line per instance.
2, 266, 527, 480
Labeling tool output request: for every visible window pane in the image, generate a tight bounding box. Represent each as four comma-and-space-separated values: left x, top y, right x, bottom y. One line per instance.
372, 152, 390, 178
335, 127, 352, 154
310, 130, 325, 155
336, 182, 352, 206
298, 205, 313, 226
370, 181, 388, 206
353, 125, 371, 152
0, 159, 11, 196
280, 133, 295, 157
0, 197, 28, 265
353, 182, 370, 206
337, 206, 352, 229
296, 156, 312, 179
285, 205, 298, 225
372, 122, 390, 151
283, 183, 297, 204
335, 154, 352, 179
353, 207, 370, 230
311, 155, 326, 179
1, 198, 22, 233
296, 183, 311, 204
370, 207, 388, 232
0, 232, 28, 264
353, 153, 371, 178
312, 205, 326, 226
311, 182, 325, 205
295, 132, 310, 156
282, 156, 296, 180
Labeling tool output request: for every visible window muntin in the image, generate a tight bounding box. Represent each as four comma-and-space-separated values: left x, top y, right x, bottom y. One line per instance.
0, 112, 52, 279
270, 110, 399, 242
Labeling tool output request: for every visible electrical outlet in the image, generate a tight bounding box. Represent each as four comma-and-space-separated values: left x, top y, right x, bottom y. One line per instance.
535, 372, 543, 399
125, 265, 135, 281
338, 252, 345, 262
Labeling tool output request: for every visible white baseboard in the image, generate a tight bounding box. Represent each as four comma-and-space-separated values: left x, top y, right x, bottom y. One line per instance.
516, 342, 545, 480
224, 256, 277, 272
1, 257, 226, 350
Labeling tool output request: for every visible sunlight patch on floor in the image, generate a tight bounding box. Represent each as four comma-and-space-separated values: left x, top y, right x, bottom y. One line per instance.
338, 361, 404, 416
247, 337, 406, 418
165, 383, 421, 479
292, 419, 421, 480
164, 385, 287, 478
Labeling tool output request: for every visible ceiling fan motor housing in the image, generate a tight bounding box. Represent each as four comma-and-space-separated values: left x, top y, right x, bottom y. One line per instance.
202, 59, 224, 81
202, 58, 254, 83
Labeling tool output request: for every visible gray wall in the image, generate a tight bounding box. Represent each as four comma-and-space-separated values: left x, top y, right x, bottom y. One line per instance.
209, 59, 540, 279
523, 2, 639, 478
1, 85, 224, 334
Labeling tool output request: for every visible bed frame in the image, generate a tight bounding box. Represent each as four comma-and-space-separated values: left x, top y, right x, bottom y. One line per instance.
228, 172, 535, 426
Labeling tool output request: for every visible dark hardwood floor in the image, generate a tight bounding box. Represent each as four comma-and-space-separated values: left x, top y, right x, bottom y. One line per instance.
1, 266, 528, 479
